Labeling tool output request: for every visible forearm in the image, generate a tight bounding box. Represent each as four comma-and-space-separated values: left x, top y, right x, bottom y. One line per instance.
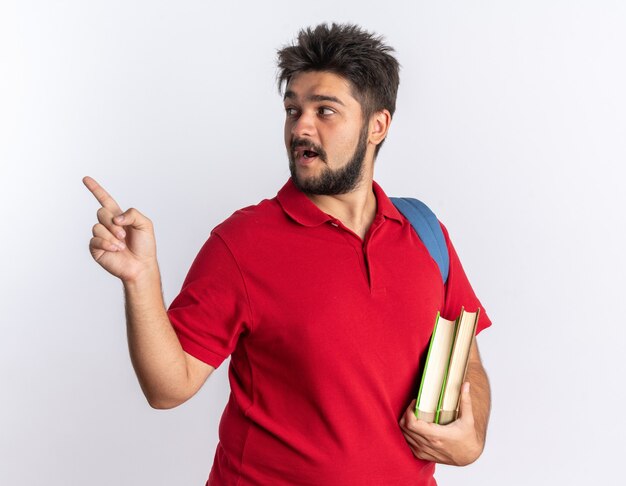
123, 264, 191, 409
465, 342, 491, 447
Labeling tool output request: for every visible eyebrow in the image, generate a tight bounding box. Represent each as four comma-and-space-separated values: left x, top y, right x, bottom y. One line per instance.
283, 90, 346, 106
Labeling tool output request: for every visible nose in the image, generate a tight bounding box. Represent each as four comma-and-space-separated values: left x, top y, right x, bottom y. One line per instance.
289, 110, 316, 140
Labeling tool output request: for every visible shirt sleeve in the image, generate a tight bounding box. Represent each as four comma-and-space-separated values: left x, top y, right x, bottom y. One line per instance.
439, 223, 492, 335
167, 232, 252, 368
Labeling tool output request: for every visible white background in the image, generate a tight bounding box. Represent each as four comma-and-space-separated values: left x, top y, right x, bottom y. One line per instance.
2, 1, 625, 484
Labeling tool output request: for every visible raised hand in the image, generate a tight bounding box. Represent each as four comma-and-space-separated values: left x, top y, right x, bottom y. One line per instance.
83, 176, 158, 283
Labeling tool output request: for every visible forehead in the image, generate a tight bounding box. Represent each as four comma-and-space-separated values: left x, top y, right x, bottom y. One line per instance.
284, 71, 359, 105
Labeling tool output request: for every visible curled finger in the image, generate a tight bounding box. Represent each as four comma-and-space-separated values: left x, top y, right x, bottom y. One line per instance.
414, 448, 439, 463
92, 223, 125, 247
90, 230, 125, 252
97, 207, 126, 240
400, 422, 432, 449
401, 429, 439, 462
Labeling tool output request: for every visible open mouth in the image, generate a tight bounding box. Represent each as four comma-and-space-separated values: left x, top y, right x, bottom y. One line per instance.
303, 149, 318, 159
291, 138, 325, 163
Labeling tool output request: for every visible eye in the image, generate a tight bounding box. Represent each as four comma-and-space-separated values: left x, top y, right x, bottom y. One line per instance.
285, 107, 299, 118
318, 107, 335, 116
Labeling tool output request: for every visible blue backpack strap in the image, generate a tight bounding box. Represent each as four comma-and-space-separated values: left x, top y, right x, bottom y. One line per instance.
390, 197, 449, 285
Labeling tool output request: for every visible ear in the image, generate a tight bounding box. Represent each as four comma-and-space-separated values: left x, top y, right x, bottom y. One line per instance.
368, 109, 392, 147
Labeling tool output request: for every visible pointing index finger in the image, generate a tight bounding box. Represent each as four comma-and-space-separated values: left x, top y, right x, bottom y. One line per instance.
83, 176, 122, 213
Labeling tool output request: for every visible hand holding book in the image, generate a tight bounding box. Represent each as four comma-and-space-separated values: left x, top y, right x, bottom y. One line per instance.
399, 382, 484, 466
398, 308, 490, 465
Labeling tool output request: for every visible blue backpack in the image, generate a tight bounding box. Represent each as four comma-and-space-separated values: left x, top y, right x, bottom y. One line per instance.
390, 197, 449, 285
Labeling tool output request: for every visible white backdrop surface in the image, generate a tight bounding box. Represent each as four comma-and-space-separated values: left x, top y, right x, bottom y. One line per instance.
1, 1, 625, 485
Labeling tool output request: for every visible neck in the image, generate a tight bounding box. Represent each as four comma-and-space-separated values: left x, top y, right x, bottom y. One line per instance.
306, 169, 377, 240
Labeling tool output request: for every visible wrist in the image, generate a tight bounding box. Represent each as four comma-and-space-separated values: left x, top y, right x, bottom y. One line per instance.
123, 261, 162, 291
455, 431, 484, 466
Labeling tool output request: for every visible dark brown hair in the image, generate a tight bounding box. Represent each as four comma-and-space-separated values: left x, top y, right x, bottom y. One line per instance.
277, 23, 401, 124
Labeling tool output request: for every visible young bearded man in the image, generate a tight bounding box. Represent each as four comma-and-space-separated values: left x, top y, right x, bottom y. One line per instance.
85, 23, 491, 485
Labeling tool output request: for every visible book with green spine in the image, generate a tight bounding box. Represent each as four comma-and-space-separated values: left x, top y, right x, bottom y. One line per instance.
414, 312, 457, 422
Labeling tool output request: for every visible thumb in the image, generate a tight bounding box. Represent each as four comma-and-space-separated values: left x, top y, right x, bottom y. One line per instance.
114, 208, 153, 231
458, 382, 474, 423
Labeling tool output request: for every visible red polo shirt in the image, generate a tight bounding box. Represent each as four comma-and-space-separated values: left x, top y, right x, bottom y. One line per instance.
167, 179, 491, 486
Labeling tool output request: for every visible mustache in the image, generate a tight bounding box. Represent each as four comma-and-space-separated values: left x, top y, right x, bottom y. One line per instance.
290, 138, 328, 162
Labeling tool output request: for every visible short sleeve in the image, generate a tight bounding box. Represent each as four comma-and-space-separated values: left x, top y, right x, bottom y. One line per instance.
439, 224, 492, 335
167, 232, 252, 368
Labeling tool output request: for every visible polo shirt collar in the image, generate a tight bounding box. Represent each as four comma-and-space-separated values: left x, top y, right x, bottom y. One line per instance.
276, 178, 405, 227
372, 180, 405, 225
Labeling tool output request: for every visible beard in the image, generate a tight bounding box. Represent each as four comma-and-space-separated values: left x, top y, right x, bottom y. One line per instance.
288, 123, 368, 196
